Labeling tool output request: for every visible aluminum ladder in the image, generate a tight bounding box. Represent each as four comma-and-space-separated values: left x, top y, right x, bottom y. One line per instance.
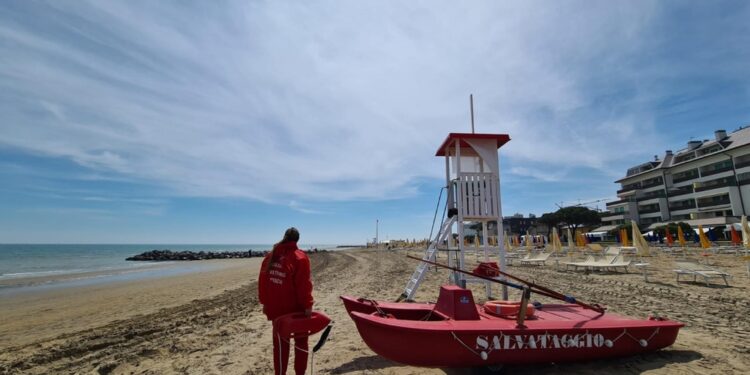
399, 215, 457, 301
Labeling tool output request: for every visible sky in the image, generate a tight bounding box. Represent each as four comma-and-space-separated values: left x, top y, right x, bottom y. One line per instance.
1, 1, 749, 244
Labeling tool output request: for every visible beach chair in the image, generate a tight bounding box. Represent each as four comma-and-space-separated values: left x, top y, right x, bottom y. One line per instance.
563, 254, 630, 273
586, 243, 605, 254
519, 252, 552, 266
673, 260, 731, 287
604, 247, 621, 256
590, 254, 631, 273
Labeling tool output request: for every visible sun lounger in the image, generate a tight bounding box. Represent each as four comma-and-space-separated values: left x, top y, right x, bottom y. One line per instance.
673, 261, 731, 286
519, 252, 552, 266
563, 254, 630, 272
604, 247, 621, 255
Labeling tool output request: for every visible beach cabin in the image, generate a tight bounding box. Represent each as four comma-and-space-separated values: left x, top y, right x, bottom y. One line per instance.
401, 133, 510, 300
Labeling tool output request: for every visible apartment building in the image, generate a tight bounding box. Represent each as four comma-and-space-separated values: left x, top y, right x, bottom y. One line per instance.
600, 127, 750, 230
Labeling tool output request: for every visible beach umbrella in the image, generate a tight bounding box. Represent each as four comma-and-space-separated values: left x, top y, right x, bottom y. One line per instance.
504, 232, 512, 251
566, 227, 575, 247
742, 216, 750, 249
615, 231, 620, 243
631, 220, 651, 257
525, 231, 533, 251
665, 228, 674, 246
550, 227, 563, 254
621, 228, 630, 247
698, 226, 711, 249
730, 225, 741, 245
677, 226, 686, 246
693, 230, 700, 243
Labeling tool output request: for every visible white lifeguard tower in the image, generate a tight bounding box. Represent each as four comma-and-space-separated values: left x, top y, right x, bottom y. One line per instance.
400, 133, 510, 301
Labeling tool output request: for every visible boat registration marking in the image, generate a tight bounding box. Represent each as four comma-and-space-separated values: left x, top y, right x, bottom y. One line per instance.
476, 333, 606, 351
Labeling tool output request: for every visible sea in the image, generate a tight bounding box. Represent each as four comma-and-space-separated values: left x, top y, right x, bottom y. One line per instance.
0, 243, 338, 296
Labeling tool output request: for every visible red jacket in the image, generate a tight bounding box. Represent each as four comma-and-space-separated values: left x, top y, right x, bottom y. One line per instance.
258, 241, 314, 320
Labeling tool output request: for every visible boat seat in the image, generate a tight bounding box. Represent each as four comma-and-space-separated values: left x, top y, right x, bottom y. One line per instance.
433, 285, 480, 321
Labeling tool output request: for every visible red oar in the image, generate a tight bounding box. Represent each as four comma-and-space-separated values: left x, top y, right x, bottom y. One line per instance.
406, 255, 605, 314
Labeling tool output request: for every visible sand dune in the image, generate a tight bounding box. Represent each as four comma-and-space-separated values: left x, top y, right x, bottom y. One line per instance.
1, 249, 748, 374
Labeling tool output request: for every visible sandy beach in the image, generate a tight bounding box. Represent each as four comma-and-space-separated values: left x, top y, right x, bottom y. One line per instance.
1, 249, 749, 374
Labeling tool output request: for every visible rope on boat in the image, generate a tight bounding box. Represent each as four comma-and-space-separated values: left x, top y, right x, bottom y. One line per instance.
450, 331, 484, 359
609, 327, 660, 348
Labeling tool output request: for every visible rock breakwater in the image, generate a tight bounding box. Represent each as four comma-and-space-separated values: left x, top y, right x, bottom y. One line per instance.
126, 250, 268, 261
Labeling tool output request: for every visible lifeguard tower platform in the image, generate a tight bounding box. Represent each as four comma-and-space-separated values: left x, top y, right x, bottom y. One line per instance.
400, 133, 510, 301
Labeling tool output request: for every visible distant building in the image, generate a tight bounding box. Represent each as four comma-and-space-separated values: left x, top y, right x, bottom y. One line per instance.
502, 215, 548, 235
600, 127, 750, 231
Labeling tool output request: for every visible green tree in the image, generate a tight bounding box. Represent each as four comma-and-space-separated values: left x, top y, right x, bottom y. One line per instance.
537, 212, 560, 236
555, 206, 601, 234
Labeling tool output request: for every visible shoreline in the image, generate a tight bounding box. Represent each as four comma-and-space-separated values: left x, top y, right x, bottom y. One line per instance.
0, 258, 262, 349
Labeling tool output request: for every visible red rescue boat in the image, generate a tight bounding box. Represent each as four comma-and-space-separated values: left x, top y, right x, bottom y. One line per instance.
341, 285, 683, 367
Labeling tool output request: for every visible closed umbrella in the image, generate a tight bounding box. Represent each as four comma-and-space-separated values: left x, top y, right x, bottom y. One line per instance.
742, 216, 750, 249
698, 225, 711, 249
631, 220, 650, 257
621, 228, 630, 247
504, 232, 512, 250
730, 225, 741, 246
665, 228, 674, 246
566, 227, 575, 256
550, 227, 563, 255
525, 231, 533, 251
677, 226, 686, 246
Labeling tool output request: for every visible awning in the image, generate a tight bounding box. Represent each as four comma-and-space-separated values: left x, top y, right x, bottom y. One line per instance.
591, 225, 617, 232
646, 216, 739, 230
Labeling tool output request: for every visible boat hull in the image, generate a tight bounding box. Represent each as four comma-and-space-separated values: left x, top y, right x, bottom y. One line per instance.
344, 295, 683, 367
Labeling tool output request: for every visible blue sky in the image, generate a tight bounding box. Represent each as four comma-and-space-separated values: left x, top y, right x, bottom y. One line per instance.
1, 1, 749, 244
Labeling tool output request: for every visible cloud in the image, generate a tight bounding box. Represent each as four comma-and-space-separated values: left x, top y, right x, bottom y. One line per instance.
1, 1, 748, 206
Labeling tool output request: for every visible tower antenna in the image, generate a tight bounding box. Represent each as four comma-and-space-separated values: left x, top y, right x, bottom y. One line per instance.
470, 94, 475, 133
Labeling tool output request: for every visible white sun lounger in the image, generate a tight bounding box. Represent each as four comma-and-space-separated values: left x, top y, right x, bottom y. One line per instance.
673, 261, 731, 287
519, 252, 552, 266
563, 254, 630, 272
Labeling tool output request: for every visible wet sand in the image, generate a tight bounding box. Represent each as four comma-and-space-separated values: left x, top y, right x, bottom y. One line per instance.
0, 249, 748, 374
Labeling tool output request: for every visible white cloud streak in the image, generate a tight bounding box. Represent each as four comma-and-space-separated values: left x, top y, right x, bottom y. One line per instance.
1, 1, 748, 204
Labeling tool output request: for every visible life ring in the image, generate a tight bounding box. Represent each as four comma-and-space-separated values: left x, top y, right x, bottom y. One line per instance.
484, 300, 535, 318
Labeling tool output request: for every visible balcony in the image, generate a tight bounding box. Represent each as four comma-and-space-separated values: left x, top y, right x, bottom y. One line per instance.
669, 200, 696, 211
696, 195, 731, 209
617, 185, 640, 194
734, 157, 750, 169
668, 186, 694, 197
693, 177, 735, 193
738, 172, 750, 186
601, 213, 627, 222
638, 205, 661, 214
606, 199, 629, 207
700, 164, 733, 177
636, 191, 665, 202
640, 179, 664, 189
672, 169, 699, 184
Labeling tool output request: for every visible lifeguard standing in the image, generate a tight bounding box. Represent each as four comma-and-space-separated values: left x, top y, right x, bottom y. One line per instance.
401, 132, 510, 300
259, 227, 314, 375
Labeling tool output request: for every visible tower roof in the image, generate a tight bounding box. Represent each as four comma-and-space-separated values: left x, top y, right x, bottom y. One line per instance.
435, 133, 511, 156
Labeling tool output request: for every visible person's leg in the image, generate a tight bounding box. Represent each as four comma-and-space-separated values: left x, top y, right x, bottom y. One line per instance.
272, 326, 290, 375
293, 336, 309, 375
